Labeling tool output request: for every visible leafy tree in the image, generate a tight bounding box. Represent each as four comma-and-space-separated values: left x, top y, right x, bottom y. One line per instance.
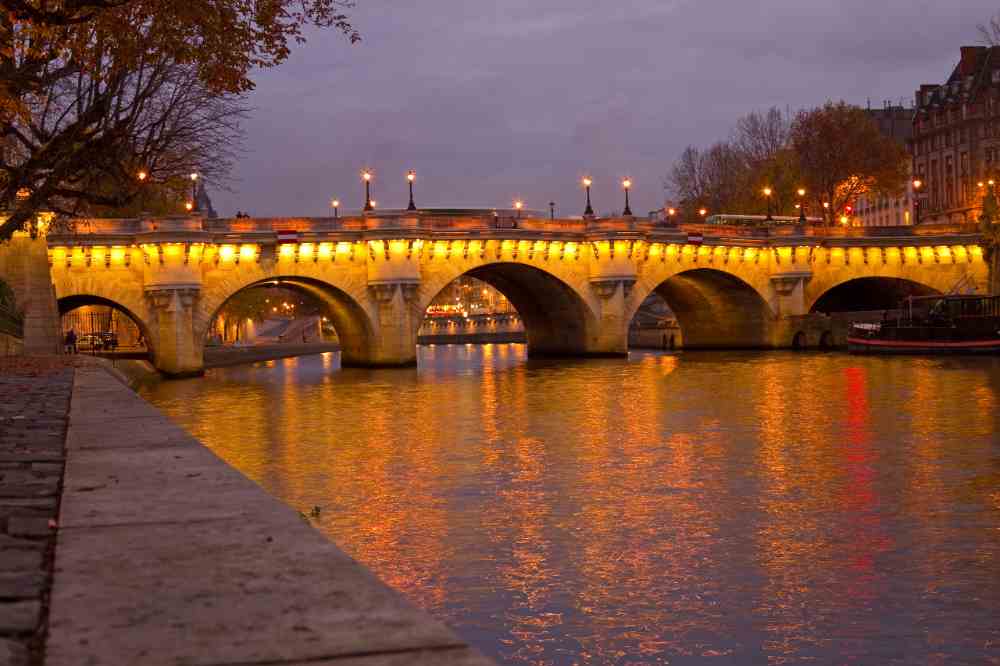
790, 101, 909, 225
666, 107, 799, 220
0, 0, 358, 238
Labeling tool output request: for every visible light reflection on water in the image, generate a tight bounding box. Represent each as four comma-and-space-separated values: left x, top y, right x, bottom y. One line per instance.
140, 345, 1000, 665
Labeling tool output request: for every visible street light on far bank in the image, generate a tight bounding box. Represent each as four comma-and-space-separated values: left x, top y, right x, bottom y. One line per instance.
699, 207, 708, 218
622, 177, 633, 216
763, 187, 773, 221
514, 199, 524, 218
331, 198, 340, 219
912, 179, 922, 225
797, 187, 807, 223
190, 172, 199, 211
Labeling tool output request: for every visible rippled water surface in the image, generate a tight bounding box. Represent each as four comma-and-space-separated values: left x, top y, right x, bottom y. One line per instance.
140, 346, 1000, 665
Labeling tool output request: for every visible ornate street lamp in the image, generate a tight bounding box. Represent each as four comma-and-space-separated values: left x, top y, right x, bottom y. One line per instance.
514, 200, 524, 219
407, 170, 417, 211
331, 198, 340, 219
582, 176, 594, 216
362, 169, 373, 212
189, 172, 199, 212
912, 179, 922, 225
797, 188, 807, 223
763, 187, 773, 222
622, 177, 633, 216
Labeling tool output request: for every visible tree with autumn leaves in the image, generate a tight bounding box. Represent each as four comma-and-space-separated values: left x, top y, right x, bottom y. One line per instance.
0, 0, 359, 238
790, 101, 909, 225
667, 101, 909, 225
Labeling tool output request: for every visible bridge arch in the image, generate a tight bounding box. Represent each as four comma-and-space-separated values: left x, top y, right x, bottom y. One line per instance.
198, 275, 377, 366
808, 276, 942, 314
628, 268, 776, 348
57, 293, 154, 356
416, 261, 601, 357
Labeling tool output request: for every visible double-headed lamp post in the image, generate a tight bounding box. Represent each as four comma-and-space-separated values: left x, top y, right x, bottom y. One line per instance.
797, 188, 807, 223
582, 177, 594, 216
763, 187, 773, 221
912, 179, 922, 225
189, 172, 199, 212
362, 170, 373, 212
622, 178, 633, 216
407, 170, 417, 211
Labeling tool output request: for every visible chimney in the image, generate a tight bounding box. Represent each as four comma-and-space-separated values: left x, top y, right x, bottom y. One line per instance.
959, 46, 986, 76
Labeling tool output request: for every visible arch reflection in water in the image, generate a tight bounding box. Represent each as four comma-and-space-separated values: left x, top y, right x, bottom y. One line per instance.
140, 349, 1000, 665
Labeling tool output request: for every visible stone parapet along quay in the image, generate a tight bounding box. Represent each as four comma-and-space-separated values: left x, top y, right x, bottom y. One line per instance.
45, 366, 492, 665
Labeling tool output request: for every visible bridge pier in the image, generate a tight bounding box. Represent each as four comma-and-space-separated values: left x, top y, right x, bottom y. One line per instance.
365, 282, 420, 367
586, 278, 633, 357
147, 287, 204, 377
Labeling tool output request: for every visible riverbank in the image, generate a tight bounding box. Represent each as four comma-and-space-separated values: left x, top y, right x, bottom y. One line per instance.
207, 341, 344, 368
1, 357, 491, 665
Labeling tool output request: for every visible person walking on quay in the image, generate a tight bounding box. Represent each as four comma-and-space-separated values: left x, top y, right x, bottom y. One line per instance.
64, 328, 77, 354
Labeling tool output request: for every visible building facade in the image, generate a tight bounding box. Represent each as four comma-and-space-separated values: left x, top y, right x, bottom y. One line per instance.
854, 105, 917, 227
912, 46, 1000, 225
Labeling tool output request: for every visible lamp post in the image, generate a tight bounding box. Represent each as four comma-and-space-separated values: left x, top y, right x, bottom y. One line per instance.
407, 170, 417, 211
362, 170, 373, 212
514, 200, 523, 219
699, 207, 707, 218
797, 188, 806, 223
763, 187, 773, 222
331, 198, 340, 219
667, 207, 677, 225
622, 177, 633, 216
549, 201, 556, 220
189, 172, 199, 212
912, 179, 922, 225
582, 177, 594, 216
136, 170, 148, 212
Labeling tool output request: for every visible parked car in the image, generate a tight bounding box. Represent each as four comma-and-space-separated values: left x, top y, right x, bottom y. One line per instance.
78, 332, 118, 351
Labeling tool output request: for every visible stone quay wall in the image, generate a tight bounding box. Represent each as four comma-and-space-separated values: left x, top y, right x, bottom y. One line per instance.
0, 360, 492, 665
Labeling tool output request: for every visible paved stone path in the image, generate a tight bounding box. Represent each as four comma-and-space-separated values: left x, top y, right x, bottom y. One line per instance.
46, 367, 493, 665
0, 359, 74, 666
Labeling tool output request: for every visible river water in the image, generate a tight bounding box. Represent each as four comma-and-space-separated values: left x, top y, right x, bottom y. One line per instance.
140, 346, 1000, 665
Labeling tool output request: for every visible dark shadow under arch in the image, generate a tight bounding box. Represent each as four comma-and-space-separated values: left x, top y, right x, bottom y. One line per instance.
810, 277, 940, 313
644, 269, 774, 349
425, 263, 598, 357
58, 294, 153, 357
206, 276, 375, 365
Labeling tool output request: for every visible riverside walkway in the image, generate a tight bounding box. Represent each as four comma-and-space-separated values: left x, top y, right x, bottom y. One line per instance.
1, 360, 491, 665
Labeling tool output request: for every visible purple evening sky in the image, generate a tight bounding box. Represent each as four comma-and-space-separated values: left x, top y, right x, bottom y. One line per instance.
212, 0, 997, 218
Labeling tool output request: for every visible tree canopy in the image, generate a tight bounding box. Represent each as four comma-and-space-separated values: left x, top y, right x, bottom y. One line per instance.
667, 102, 909, 225
0, 0, 359, 238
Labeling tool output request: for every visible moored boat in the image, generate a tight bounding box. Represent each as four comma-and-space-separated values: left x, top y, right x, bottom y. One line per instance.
848, 294, 1000, 354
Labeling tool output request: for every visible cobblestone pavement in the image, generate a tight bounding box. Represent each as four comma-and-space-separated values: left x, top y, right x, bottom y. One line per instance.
0, 358, 75, 666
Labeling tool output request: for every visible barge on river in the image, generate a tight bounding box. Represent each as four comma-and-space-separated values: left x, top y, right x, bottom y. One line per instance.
848, 294, 1000, 354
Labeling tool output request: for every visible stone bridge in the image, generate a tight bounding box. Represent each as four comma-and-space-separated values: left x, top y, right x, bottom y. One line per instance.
45, 211, 988, 376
